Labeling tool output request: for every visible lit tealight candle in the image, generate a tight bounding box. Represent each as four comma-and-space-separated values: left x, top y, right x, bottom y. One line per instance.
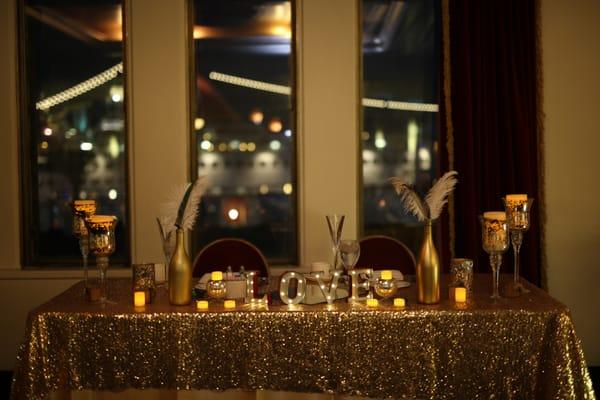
393, 297, 406, 307
366, 298, 379, 307
454, 287, 467, 303
133, 291, 145, 307
483, 211, 506, 221
211, 271, 223, 281
196, 300, 209, 310
506, 194, 527, 204
380, 270, 393, 280
224, 300, 236, 309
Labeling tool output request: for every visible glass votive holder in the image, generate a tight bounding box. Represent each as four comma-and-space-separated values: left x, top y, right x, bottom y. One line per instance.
132, 263, 156, 304
450, 258, 474, 294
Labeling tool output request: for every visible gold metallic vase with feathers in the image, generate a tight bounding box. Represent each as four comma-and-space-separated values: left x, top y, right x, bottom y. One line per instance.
417, 221, 440, 304
168, 228, 192, 305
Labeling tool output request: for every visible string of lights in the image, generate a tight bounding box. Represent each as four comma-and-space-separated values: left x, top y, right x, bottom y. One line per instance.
209, 71, 439, 113
35, 65, 438, 113
35, 63, 123, 111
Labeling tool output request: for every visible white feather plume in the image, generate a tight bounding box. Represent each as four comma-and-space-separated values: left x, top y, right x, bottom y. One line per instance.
389, 171, 458, 222
158, 176, 208, 235
424, 170, 458, 220
389, 178, 429, 221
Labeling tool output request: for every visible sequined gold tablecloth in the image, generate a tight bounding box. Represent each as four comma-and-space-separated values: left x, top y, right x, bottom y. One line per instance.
11, 275, 595, 399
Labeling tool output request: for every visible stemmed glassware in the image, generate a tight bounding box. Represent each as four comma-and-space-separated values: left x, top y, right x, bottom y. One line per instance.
86, 215, 117, 304
325, 214, 345, 272
156, 218, 175, 287
72, 200, 96, 297
339, 239, 360, 272
503, 197, 534, 294
480, 212, 509, 301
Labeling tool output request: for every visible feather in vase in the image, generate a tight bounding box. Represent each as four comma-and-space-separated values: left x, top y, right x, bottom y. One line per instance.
424, 171, 458, 220
389, 178, 429, 221
158, 176, 208, 235
389, 171, 458, 221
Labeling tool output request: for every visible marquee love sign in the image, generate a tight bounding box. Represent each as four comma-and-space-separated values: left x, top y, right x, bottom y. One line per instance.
242, 269, 374, 305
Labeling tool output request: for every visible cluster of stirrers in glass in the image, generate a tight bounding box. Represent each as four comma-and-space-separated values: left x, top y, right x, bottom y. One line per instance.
72, 200, 117, 304
480, 195, 534, 301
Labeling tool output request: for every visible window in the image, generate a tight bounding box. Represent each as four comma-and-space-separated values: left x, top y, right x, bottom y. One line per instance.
19, 0, 129, 266
191, 0, 297, 264
361, 0, 441, 254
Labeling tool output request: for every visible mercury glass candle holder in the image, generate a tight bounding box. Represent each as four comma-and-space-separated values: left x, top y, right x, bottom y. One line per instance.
503, 197, 534, 294
480, 212, 509, 301
86, 215, 117, 304
132, 263, 156, 303
374, 278, 398, 300
207, 280, 227, 299
71, 200, 96, 297
450, 258, 474, 294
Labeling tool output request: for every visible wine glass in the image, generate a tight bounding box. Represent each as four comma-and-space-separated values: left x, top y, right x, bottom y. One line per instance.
325, 214, 345, 272
71, 200, 96, 297
503, 196, 534, 294
86, 215, 117, 304
339, 239, 360, 272
480, 212, 509, 301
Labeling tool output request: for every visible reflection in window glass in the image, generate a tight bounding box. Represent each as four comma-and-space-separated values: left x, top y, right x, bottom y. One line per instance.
192, 0, 296, 264
361, 0, 441, 254
21, 0, 128, 265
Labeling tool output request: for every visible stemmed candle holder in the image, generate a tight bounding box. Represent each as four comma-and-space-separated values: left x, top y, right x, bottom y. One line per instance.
480, 212, 509, 301
86, 215, 117, 304
503, 196, 534, 294
71, 200, 96, 297
325, 214, 345, 272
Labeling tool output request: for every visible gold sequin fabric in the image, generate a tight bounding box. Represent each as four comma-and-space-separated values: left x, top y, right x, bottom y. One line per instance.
10, 275, 595, 399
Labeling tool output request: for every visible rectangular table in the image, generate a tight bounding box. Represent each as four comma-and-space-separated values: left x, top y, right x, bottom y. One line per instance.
10, 275, 595, 399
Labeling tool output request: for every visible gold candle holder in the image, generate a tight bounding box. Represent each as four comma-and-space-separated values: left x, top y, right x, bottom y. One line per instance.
480, 212, 509, 301
86, 215, 117, 304
71, 200, 96, 298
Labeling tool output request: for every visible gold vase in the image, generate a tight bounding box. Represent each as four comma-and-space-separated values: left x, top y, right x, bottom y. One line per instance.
168, 228, 192, 305
416, 220, 440, 304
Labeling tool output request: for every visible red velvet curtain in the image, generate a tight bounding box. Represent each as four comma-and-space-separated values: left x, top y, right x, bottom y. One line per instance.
442, 0, 543, 285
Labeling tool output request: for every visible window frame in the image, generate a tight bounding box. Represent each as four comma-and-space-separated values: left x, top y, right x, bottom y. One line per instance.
188, 0, 299, 266
17, 0, 132, 268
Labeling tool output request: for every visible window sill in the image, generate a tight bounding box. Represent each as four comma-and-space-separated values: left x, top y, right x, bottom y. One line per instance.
0, 267, 131, 280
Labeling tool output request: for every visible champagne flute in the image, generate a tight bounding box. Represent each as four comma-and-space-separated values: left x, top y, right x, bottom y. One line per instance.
325, 214, 345, 272
339, 239, 360, 272
503, 196, 534, 294
72, 200, 96, 297
480, 212, 509, 301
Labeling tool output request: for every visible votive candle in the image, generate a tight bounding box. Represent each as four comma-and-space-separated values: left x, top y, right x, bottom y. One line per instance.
134, 291, 145, 307
366, 298, 379, 307
196, 300, 209, 310
380, 270, 393, 280
454, 287, 467, 303
506, 194, 527, 205
393, 298, 406, 307
224, 300, 236, 309
211, 271, 223, 281
483, 211, 506, 221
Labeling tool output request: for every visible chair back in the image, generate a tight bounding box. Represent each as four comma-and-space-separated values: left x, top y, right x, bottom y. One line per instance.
192, 238, 269, 278
356, 235, 416, 274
